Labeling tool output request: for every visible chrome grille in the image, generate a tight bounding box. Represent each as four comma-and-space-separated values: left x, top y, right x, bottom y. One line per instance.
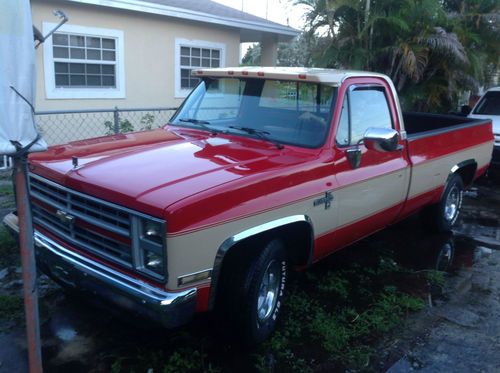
29, 173, 167, 281
32, 204, 133, 266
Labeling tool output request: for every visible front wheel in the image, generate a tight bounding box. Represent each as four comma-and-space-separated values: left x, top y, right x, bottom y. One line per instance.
239, 239, 287, 344
425, 174, 464, 232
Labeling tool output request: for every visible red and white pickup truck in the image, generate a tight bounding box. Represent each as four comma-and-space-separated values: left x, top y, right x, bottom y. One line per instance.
4, 67, 494, 343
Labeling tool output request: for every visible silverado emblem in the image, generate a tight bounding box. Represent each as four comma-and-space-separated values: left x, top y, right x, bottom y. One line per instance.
56, 210, 75, 225
313, 191, 334, 210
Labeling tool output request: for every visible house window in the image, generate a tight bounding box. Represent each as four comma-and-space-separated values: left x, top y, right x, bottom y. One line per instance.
180, 47, 220, 89
43, 23, 125, 99
175, 39, 225, 97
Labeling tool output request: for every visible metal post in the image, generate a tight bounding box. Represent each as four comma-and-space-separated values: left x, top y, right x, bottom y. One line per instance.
113, 106, 120, 134
13, 156, 43, 373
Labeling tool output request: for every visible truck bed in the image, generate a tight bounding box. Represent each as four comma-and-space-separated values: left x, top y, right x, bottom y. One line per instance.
402, 111, 493, 216
403, 112, 490, 139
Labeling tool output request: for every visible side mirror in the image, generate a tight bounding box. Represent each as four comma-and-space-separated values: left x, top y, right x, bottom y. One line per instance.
363, 127, 400, 152
460, 105, 472, 115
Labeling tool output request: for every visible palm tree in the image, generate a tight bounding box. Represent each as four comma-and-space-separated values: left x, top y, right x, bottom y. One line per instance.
295, 0, 498, 112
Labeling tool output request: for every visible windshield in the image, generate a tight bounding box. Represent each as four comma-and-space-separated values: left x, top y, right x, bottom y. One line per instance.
473, 91, 500, 115
170, 77, 336, 148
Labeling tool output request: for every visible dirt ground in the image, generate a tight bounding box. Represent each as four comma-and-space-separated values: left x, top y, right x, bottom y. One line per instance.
0, 169, 499, 372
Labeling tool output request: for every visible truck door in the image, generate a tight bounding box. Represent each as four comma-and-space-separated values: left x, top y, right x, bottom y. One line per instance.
331, 78, 410, 247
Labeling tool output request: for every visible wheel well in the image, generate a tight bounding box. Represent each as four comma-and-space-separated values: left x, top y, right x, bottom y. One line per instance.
222, 221, 313, 267
212, 221, 313, 309
454, 162, 477, 188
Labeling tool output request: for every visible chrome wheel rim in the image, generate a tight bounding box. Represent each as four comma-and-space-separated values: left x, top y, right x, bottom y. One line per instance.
444, 185, 461, 222
257, 259, 281, 322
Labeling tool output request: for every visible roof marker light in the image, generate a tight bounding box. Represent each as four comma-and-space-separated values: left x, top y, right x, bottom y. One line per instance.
257, 71, 265, 77
298, 74, 307, 79
242, 71, 249, 76
228, 71, 234, 75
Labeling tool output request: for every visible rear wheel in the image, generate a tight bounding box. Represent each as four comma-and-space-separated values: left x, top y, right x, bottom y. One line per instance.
426, 174, 464, 232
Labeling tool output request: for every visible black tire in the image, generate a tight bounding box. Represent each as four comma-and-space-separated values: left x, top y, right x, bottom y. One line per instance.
241, 239, 287, 344
425, 174, 464, 232
218, 239, 287, 345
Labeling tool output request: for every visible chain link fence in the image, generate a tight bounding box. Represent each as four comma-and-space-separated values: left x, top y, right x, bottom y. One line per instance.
35, 107, 178, 146
0, 155, 13, 171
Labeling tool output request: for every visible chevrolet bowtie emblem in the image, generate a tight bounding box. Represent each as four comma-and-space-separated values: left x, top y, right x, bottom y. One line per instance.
313, 191, 334, 210
56, 210, 75, 225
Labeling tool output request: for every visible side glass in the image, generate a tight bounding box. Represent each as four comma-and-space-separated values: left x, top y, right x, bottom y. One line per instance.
349, 88, 392, 144
335, 96, 350, 146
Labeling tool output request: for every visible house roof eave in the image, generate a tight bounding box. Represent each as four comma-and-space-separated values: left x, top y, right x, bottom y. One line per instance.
65, 0, 300, 39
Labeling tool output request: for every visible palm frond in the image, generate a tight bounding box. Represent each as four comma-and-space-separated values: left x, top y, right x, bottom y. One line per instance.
417, 27, 468, 65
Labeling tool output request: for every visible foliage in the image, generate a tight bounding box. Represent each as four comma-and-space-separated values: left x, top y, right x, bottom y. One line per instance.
0, 226, 17, 268
253, 250, 425, 371
140, 113, 156, 131
0, 183, 14, 196
241, 34, 318, 67
104, 118, 134, 135
0, 294, 23, 322
161, 348, 205, 373
426, 269, 446, 288
294, 0, 499, 112
103, 113, 157, 135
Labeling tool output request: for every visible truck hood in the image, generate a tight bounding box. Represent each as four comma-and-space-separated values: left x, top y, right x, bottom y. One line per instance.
29, 127, 294, 217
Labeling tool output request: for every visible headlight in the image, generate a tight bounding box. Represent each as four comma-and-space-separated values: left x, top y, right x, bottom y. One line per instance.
136, 217, 166, 279
143, 249, 164, 274
142, 220, 163, 244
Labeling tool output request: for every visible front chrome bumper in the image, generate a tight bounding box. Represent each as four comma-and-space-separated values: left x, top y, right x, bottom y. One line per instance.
3, 212, 197, 328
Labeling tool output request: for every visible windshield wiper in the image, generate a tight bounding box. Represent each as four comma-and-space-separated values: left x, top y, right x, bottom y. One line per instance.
178, 118, 218, 135
229, 126, 284, 149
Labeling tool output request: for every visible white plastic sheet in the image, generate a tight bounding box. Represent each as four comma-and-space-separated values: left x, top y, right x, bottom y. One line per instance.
0, 0, 47, 155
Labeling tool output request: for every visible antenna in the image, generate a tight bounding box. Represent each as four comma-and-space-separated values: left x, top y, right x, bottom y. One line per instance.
34, 9, 68, 49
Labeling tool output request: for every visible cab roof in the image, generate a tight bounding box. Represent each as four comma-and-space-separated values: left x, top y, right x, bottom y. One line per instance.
192, 66, 391, 86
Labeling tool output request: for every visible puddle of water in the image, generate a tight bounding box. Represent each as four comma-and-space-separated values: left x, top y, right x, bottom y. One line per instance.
55, 327, 77, 342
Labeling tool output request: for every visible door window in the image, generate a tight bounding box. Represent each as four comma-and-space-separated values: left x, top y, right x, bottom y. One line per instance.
336, 86, 393, 146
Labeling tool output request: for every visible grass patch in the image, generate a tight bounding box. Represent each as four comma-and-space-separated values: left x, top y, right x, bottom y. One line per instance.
0, 294, 24, 322
0, 183, 13, 197
109, 346, 221, 373
0, 226, 17, 267
253, 250, 425, 371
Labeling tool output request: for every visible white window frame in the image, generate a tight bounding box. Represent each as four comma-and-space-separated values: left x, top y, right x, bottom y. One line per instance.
43, 23, 125, 99
175, 38, 225, 98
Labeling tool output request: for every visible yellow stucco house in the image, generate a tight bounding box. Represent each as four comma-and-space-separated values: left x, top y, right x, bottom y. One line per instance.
32, 0, 299, 111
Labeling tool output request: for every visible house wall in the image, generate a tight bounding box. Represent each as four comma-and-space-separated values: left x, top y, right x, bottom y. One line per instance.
31, 0, 241, 111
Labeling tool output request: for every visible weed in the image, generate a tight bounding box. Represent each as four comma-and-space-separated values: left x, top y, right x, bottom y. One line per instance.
110, 359, 122, 373
104, 119, 134, 135
162, 348, 205, 373
0, 226, 17, 267
252, 248, 427, 372
0, 183, 13, 196
309, 308, 352, 353
0, 294, 24, 322
104, 114, 157, 135
426, 270, 446, 288
140, 113, 156, 130
316, 271, 351, 301
354, 292, 425, 336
